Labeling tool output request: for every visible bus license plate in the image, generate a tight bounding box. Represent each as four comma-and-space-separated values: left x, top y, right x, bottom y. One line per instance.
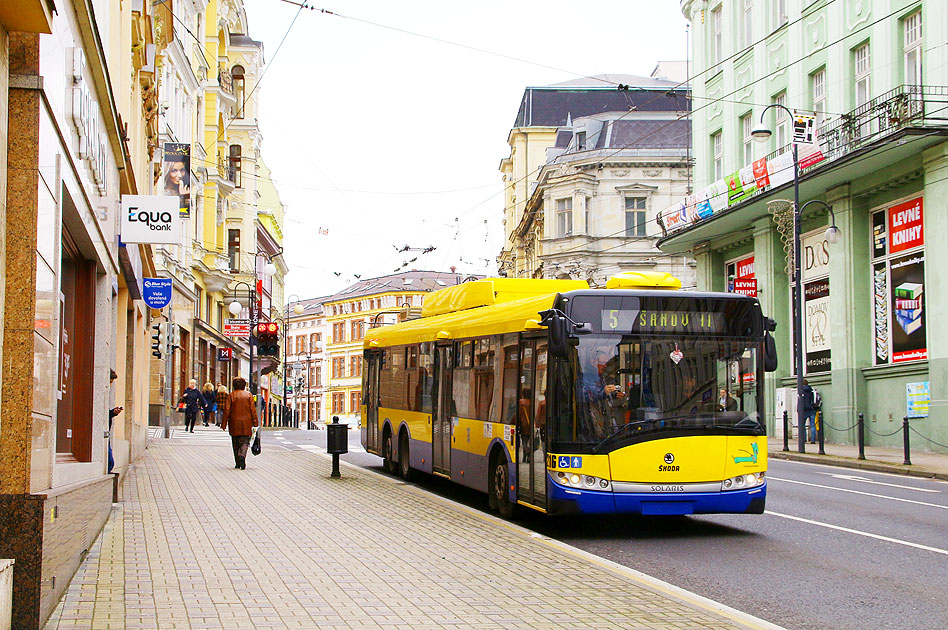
651, 485, 685, 492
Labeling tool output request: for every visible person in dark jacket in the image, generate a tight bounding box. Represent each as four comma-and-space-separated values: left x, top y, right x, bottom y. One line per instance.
801, 379, 818, 443
221, 377, 258, 469
179, 379, 206, 432
201, 382, 217, 426
108, 369, 122, 473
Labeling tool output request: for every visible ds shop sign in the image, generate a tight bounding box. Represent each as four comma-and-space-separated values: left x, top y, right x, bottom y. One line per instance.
121, 195, 180, 244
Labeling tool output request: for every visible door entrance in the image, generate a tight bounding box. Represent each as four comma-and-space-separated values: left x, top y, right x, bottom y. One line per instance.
516, 338, 548, 508
365, 351, 380, 452
432, 343, 453, 475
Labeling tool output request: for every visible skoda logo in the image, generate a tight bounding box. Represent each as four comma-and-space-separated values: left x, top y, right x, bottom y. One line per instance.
664, 453, 675, 464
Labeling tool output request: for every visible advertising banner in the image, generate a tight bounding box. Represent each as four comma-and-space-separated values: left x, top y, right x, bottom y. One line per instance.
804, 278, 831, 373
142, 278, 173, 309
873, 262, 889, 365
733, 279, 757, 297
802, 230, 831, 282
890, 252, 926, 362
887, 196, 924, 254
906, 381, 930, 418
752, 158, 770, 189
120, 195, 180, 244
162, 142, 191, 218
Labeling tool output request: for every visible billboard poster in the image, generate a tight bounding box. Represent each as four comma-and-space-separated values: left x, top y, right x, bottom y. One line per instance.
890, 252, 926, 362
162, 142, 191, 218
887, 196, 923, 255
804, 278, 831, 373
906, 381, 930, 418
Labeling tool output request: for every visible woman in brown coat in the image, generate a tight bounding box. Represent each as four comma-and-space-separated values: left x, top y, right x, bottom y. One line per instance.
220, 377, 258, 469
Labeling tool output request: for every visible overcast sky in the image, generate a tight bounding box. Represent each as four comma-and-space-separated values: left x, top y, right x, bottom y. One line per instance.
242, 0, 689, 300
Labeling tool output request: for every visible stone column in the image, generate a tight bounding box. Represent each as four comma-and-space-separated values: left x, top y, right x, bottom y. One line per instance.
826, 183, 868, 442
922, 143, 948, 430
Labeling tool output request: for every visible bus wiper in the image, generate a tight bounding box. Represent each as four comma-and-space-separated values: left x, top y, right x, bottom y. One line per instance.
592, 420, 654, 453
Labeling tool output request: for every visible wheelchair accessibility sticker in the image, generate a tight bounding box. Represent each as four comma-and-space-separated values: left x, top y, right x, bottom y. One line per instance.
733, 442, 759, 464
552, 455, 582, 469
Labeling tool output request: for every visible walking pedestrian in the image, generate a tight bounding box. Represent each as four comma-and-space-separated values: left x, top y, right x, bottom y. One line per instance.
801, 379, 819, 443
178, 379, 206, 432
216, 383, 228, 420
221, 377, 258, 470
108, 369, 122, 473
201, 382, 216, 426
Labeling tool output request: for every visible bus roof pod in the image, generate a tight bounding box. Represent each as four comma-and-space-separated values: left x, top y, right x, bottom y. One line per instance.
420, 278, 588, 318
605, 271, 682, 290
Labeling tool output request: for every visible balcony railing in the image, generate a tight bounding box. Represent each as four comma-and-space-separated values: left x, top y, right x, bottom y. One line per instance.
217, 154, 235, 183
767, 84, 948, 174
218, 65, 234, 94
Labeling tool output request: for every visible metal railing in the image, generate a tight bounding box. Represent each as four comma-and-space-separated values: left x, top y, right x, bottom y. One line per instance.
766, 84, 948, 172
218, 65, 234, 94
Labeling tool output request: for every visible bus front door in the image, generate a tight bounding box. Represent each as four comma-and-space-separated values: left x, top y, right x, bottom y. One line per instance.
364, 350, 380, 453
432, 343, 453, 475
516, 338, 548, 509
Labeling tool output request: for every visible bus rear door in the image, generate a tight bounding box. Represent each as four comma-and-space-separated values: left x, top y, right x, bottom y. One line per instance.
432, 343, 453, 476
517, 337, 548, 510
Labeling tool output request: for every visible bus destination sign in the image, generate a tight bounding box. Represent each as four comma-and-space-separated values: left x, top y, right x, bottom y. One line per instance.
602, 309, 726, 334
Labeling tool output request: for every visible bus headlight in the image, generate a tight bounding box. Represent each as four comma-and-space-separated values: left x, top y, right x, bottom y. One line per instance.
721, 471, 765, 491
555, 471, 612, 492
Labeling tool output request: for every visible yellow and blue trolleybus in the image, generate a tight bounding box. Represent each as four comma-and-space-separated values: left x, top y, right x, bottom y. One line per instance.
361, 272, 777, 517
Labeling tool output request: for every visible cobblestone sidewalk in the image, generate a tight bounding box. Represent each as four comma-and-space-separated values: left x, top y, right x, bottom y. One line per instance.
44, 435, 782, 629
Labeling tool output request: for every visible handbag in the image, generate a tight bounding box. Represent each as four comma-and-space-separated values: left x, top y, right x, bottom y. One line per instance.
250, 426, 261, 456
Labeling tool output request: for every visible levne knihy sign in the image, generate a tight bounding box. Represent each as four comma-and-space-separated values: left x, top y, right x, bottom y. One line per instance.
120, 195, 180, 244
142, 278, 173, 309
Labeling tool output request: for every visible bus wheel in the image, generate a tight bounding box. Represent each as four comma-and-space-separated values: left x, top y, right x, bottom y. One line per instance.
493, 458, 516, 519
399, 432, 415, 482
382, 431, 396, 474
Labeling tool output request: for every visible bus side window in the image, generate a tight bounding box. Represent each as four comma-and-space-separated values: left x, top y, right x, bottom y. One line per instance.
419, 343, 434, 414
501, 333, 519, 425
473, 337, 494, 422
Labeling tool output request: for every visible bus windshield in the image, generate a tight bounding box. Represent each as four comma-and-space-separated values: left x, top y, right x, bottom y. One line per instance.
551, 334, 765, 454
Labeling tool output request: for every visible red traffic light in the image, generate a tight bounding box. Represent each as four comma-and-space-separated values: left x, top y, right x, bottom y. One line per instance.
267, 322, 279, 334
257, 322, 268, 334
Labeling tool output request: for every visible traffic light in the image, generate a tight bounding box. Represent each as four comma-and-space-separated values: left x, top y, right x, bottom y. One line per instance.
297, 376, 304, 391
256, 322, 280, 357
151, 323, 163, 359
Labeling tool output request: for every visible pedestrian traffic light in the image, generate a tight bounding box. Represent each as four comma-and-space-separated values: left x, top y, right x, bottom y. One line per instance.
256, 322, 280, 357
151, 323, 164, 359
297, 376, 304, 390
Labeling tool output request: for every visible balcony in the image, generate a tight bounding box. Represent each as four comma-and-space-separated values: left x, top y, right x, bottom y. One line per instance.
782, 84, 948, 177
217, 154, 236, 184
218, 65, 234, 95
659, 85, 948, 243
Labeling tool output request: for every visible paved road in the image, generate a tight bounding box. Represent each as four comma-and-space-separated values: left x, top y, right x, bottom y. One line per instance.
276, 429, 948, 630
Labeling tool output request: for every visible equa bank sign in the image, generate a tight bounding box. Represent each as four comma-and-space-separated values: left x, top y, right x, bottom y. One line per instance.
121, 195, 180, 244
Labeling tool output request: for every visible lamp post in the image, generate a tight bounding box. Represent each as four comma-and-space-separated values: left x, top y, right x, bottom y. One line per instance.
228, 281, 255, 399
753, 106, 842, 453
284, 294, 304, 427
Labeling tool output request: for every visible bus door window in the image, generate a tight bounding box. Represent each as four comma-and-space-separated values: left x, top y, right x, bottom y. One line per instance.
518, 341, 536, 463
533, 342, 548, 455
500, 334, 519, 426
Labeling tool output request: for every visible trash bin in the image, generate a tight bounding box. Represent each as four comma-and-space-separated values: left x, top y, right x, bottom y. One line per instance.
327, 416, 348, 478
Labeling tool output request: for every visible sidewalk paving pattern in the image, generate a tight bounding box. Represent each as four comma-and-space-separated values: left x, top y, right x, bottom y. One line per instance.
43, 428, 781, 630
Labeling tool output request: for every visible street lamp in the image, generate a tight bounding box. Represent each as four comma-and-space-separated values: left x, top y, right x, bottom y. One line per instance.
228, 281, 256, 399
284, 294, 305, 428
754, 104, 842, 453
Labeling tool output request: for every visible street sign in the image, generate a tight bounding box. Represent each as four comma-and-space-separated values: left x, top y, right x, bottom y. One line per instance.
223, 318, 250, 337
733, 279, 758, 297
143, 278, 173, 309
792, 112, 816, 144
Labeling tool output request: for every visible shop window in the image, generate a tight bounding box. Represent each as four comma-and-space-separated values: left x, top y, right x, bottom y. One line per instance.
870, 196, 926, 365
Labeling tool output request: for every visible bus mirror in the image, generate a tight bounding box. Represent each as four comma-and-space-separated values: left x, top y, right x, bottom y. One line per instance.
539, 310, 569, 358
524, 319, 544, 330
572, 322, 592, 334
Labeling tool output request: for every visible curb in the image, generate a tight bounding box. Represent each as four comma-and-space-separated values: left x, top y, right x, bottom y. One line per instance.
768, 451, 948, 481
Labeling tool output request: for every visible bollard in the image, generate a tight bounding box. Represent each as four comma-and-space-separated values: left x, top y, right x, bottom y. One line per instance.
782, 410, 789, 452
902, 417, 912, 466
326, 416, 349, 478
857, 413, 866, 460
817, 410, 825, 455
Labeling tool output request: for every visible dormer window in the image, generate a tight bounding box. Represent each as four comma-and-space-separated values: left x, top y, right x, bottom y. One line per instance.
576, 131, 586, 151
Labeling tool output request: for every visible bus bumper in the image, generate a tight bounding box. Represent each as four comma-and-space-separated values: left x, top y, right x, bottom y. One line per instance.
548, 481, 767, 516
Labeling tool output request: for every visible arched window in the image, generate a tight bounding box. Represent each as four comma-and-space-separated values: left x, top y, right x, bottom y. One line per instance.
232, 65, 245, 118
229, 144, 241, 187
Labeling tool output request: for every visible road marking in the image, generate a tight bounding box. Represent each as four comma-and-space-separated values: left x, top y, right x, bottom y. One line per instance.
766, 510, 948, 556
821, 473, 940, 492
776, 458, 948, 483
769, 476, 948, 510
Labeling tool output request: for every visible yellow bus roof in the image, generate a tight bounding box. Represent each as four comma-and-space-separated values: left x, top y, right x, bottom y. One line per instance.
364, 292, 561, 348
421, 277, 587, 317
